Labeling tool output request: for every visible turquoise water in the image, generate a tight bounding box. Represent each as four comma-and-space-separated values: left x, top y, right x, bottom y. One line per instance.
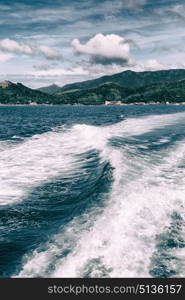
0, 105, 185, 278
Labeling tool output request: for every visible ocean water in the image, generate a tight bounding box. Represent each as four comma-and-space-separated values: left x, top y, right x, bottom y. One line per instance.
0, 104, 185, 278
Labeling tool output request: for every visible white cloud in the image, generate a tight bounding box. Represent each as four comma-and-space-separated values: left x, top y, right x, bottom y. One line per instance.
0, 38, 63, 61
39, 46, 63, 60
33, 67, 88, 77
0, 52, 14, 62
143, 59, 167, 71
0, 38, 33, 55
72, 33, 133, 66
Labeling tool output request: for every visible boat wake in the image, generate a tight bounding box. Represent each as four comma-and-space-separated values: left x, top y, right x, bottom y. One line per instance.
1, 111, 185, 277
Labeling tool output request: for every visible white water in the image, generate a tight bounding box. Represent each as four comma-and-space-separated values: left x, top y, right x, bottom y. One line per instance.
0, 112, 182, 206
14, 112, 185, 278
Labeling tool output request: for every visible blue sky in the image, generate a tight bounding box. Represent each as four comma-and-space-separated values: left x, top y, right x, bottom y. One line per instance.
0, 0, 185, 88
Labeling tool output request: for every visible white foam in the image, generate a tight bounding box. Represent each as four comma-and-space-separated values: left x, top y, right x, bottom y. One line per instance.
16, 141, 185, 278
0, 112, 173, 206
12, 111, 185, 277
49, 144, 185, 278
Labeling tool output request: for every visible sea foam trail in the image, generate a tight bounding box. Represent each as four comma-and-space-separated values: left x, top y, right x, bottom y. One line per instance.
15, 111, 185, 278
49, 143, 185, 278
1, 112, 182, 206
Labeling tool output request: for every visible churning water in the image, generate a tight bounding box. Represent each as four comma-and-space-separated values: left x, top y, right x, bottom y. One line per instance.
0, 105, 185, 278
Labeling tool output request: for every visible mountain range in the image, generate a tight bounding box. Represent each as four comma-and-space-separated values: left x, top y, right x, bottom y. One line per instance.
1, 69, 185, 105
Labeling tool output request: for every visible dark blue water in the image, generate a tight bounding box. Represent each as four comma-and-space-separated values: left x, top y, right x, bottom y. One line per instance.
0, 105, 185, 278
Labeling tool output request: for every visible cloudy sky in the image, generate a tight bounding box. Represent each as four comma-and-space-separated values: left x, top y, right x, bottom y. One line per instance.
0, 0, 185, 88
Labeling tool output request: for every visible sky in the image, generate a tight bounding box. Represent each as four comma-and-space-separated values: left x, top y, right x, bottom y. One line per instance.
0, 0, 185, 88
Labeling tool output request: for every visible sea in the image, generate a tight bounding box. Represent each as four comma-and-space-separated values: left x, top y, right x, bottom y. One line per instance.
0, 104, 185, 278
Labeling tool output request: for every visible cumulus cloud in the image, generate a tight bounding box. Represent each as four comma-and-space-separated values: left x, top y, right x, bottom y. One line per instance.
143, 59, 167, 71
72, 33, 133, 66
0, 38, 33, 55
0, 38, 63, 61
39, 46, 63, 60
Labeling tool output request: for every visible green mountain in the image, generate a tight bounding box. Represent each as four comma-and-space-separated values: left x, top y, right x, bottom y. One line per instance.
0, 80, 55, 104
56, 69, 185, 94
52, 82, 134, 105
52, 79, 185, 105
2, 69, 185, 105
40, 69, 185, 105
37, 84, 60, 95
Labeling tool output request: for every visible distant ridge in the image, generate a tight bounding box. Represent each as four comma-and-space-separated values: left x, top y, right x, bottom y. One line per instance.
2, 69, 185, 105
55, 69, 185, 94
